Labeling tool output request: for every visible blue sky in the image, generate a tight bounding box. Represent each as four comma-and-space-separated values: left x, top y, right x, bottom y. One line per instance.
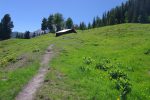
0, 0, 127, 32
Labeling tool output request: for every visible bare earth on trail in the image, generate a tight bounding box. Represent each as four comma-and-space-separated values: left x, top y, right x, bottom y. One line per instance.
16, 44, 54, 100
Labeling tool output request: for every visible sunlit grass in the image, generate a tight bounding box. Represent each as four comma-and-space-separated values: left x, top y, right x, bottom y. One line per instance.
36, 24, 150, 100
0, 24, 150, 100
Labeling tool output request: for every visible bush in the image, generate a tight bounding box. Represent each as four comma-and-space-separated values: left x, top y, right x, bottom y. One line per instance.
32, 49, 40, 53
116, 78, 132, 100
144, 49, 150, 55
0, 58, 7, 67
103, 58, 111, 64
95, 58, 112, 71
109, 69, 131, 100
6, 55, 16, 62
109, 69, 127, 80
126, 66, 134, 72
0, 55, 16, 67
80, 57, 95, 72
80, 57, 132, 100
96, 63, 108, 71
80, 65, 92, 72
83, 57, 94, 65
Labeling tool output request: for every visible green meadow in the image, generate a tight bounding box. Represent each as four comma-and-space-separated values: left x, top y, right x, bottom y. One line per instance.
0, 24, 150, 100
0, 34, 55, 100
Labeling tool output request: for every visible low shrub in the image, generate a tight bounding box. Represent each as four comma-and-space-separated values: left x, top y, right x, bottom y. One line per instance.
96, 63, 108, 71
103, 58, 111, 64
83, 57, 94, 65
32, 49, 40, 53
80, 57, 132, 100
144, 49, 150, 55
109, 69, 127, 80
95, 58, 112, 71
116, 78, 132, 100
6, 55, 16, 62
0, 55, 16, 67
92, 43, 99, 46
80, 57, 95, 72
126, 66, 134, 72
109, 69, 131, 100
0, 58, 7, 67
80, 65, 92, 72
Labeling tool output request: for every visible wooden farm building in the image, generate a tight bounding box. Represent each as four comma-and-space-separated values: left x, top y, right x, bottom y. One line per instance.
56, 29, 77, 37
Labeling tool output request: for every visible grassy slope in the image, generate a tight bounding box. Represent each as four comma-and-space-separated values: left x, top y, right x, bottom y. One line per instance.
35, 24, 150, 100
0, 34, 55, 100
0, 24, 150, 100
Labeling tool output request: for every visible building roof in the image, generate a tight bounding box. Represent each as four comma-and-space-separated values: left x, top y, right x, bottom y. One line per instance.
56, 29, 73, 34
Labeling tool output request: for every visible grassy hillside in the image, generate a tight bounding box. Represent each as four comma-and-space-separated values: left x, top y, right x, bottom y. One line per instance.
0, 24, 150, 100
35, 24, 150, 100
0, 34, 55, 100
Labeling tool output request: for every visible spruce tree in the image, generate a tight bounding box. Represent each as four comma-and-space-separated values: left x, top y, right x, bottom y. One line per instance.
41, 18, 47, 33
92, 17, 96, 28
79, 22, 86, 30
88, 23, 92, 29
54, 13, 64, 32
0, 23, 2, 39
24, 31, 30, 39
0, 14, 14, 40
47, 14, 55, 33
32, 32, 36, 38
66, 17, 73, 29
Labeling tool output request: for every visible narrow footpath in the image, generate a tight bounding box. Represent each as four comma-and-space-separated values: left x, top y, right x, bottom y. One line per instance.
16, 44, 54, 100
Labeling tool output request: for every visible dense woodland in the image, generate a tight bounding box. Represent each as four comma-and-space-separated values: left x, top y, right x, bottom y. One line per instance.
41, 0, 150, 31
0, 0, 150, 40
89, 0, 150, 29
41, 13, 74, 33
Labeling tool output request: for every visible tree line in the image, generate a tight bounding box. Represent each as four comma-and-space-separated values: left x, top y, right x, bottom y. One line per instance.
16, 30, 48, 39
1, 0, 150, 40
16, 31, 32, 39
42, 0, 150, 31
41, 13, 74, 33
89, 0, 150, 29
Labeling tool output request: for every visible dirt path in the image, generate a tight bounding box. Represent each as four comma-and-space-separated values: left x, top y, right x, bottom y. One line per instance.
16, 44, 54, 100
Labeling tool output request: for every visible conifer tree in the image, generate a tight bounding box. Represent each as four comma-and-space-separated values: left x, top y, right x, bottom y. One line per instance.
0, 14, 14, 40
41, 18, 47, 33
47, 14, 55, 33
66, 17, 73, 29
